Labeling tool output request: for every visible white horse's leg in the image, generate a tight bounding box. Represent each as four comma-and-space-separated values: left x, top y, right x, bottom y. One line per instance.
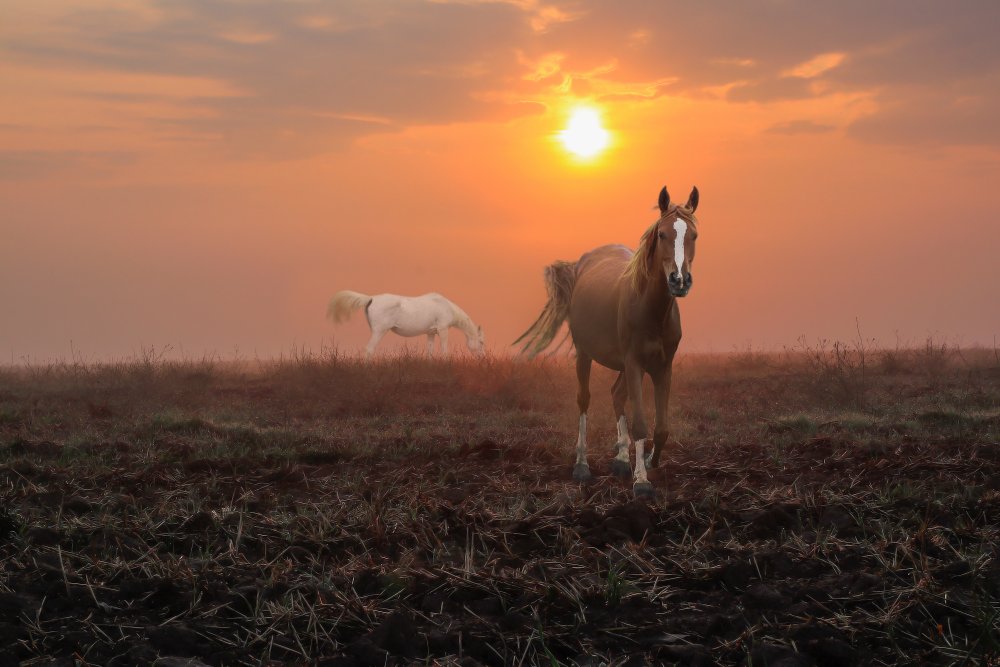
426, 332, 437, 356
439, 328, 449, 355
365, 328, 389, 357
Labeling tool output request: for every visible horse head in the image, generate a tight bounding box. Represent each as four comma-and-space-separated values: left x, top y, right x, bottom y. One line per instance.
468, 325, 486, 355
645, 185, 699, 297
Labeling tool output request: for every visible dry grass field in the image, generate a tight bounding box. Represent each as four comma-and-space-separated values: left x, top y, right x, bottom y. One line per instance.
1, 342, 999, 666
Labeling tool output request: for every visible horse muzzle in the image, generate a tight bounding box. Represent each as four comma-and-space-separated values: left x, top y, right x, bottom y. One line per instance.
667, 271, 692, 297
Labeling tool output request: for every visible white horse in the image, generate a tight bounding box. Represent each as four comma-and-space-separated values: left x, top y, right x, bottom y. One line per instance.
327, 291, 485, 357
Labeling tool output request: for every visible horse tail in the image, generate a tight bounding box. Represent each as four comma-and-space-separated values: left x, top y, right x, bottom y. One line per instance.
513, 260, 577, 358
327, 290, 372, 324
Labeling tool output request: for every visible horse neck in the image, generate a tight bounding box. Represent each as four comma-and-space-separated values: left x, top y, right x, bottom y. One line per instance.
449, 304, 476, 336
637, 266, 673, 319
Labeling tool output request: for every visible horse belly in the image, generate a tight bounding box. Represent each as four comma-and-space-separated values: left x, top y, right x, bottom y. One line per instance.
392, 302, 442, 336
569, 266, 626, 371
571, 317, 624, 370
391, 323, 433, 337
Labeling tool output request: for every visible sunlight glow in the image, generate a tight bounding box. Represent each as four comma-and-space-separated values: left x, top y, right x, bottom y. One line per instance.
558, 107, 610, 159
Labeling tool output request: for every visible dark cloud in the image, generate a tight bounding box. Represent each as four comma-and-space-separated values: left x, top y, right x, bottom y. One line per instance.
726, 77, 815, 104
829, 9, 1000, 88
7, 1, 538, 156
5, 0, 1000, 154
528, 1, 1000, 145
766, 120, 835, 135
848, 87, 1000, 147
0, 150, 136, 181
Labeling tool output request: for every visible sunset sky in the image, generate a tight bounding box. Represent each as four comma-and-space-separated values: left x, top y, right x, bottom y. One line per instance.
2, 1, 999, 361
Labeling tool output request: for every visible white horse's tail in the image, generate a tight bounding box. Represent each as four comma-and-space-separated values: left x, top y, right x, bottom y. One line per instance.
327, 290, 373, 324
514, 260, 577, 358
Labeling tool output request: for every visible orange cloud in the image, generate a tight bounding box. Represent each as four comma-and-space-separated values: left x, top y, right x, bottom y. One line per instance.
782, 52, 847, 79
218, 30, 276, 45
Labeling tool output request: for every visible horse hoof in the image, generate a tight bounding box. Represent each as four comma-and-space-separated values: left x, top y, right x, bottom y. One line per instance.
611, 460, 632, 478
633, 482, 655, 499
572, 463, 592, 482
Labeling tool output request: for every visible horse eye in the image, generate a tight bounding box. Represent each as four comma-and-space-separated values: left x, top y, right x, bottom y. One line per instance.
657, 231, 666, 240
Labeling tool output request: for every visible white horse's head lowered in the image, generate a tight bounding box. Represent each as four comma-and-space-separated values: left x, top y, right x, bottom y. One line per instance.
468, 325, 486, 355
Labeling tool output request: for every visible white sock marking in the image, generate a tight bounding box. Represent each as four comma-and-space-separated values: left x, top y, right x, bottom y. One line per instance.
576, 414, 588, 465
614, 419, 630, 463
673, 218, 687, 277
615, 440, 629, 465
634, 439, 649, 484
616, 415, 630, 447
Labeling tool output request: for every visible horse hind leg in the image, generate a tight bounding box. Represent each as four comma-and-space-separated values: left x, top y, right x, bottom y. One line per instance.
610, 372, 632, 478
365, 328, 389, 357
572, 353, 593, 482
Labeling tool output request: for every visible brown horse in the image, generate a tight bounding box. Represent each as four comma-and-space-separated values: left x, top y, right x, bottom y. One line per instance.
516, 185, 700, 497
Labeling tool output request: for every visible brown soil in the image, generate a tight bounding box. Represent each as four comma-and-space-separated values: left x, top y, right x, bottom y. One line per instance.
0, 349, 998, 665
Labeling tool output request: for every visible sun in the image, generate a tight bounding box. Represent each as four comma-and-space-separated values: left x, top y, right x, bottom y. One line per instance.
558, 107, 610, 159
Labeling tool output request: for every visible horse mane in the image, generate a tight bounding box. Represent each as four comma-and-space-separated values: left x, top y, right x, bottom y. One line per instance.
623, 205, 697, 292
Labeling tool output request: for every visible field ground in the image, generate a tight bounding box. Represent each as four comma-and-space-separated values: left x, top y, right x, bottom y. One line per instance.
1, 344, 999, 666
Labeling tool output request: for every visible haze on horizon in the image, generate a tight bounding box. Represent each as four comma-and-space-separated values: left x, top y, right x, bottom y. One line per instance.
2, 1, 999, 361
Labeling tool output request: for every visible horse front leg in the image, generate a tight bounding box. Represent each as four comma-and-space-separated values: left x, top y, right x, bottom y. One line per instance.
438, 328, 449, 355
426, 332, 437, 356
624, 359, 653, 498
649, 367, 673, 469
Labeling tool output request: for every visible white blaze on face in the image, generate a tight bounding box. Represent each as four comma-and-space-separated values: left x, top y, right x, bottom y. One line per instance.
672, 218, 687, 276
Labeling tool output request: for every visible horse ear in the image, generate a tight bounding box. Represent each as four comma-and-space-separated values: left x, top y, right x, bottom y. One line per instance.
658, 186, 670, 213
686, 186, 699, 213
